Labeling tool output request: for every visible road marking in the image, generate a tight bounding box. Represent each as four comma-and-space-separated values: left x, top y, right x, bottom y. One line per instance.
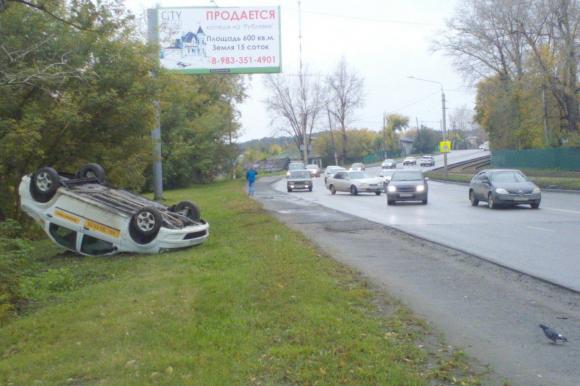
544, 207, 580, 215
526, 225, 555, 233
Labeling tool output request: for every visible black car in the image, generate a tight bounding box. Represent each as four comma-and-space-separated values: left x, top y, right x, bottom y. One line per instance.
469, 169, 541, 209
385, 170, 428, 205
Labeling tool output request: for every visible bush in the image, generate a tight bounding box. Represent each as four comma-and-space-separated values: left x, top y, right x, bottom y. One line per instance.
0, 221, 35, 323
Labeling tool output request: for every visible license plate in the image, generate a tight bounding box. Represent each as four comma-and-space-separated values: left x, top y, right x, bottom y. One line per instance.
514, 196, 527, 201
399, 193, 413, 198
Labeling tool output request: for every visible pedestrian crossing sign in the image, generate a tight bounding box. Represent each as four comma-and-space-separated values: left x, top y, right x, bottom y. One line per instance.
439, 141, 451, 153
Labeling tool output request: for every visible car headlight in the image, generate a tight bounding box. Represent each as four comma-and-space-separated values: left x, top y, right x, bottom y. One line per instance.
532, 187, 541, 194
416, 185, 425, 192
495, 188, 509, 194
286, 172, 291, 177
387, 185, 397, 193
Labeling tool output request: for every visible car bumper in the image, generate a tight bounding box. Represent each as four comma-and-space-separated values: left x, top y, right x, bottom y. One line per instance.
388, 192, 427, 201
495, 193, 541, 205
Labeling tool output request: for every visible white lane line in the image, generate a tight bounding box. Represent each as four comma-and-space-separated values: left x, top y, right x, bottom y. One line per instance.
526, 225, 555, 233
544, 207, 580, 215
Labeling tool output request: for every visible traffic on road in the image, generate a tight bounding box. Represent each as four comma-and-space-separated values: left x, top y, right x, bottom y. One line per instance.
276, 150, 580, 292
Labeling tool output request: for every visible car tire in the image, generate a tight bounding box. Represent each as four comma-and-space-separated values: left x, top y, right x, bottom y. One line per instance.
309, 186, 313, 192
330, 185, 336, 195
375, 191, 381, 196
77, 163, 106, 183
469, 190, 479, 206
387, 199, 395, 206
174, 200, 200, 221
130, 207, 162, 243
531, 202, 540, 209
287, 187, 292, 192
422, 198, 428, 205
488, 193, 496, 209
30, 167, 61, 203
350, 185, 358, 195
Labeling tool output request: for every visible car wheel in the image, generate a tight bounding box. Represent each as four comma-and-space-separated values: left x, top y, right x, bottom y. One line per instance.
309, 186, 313, 192
77, 163, 106, 183
488, 193, 496, 209
350, 185, 358, 195
287, 187, 292, 192
30, 167, 61, 203
330, 185, 336, 195
375, 191, 381, 196
130, 207, 162, 243
174, 200, 200, 221
422, 198, 428, 205
387, 199, 395, 206
531, 202, 540, 209
469, 190, 479, 206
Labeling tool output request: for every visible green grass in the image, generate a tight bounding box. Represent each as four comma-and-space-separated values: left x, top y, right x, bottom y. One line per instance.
1, 180, 484, 385
427, 171, 580, 190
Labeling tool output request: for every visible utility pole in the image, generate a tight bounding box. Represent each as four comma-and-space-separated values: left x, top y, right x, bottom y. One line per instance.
541, 84, 550, 145
147, 7, 163, 201
441, 89, 448, 179
298, 0, 308, 165
383, 112, 387, 159
327, 106, 339, 165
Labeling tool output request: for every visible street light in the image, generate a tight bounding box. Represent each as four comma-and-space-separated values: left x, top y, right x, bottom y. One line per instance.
407, 76, 448, 178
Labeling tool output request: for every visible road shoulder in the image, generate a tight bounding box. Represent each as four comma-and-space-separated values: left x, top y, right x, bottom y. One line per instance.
254, 176, 580, 386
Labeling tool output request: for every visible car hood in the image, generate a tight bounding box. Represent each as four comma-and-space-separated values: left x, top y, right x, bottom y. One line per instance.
390, 180, 424, 186
492, 181, 537, 193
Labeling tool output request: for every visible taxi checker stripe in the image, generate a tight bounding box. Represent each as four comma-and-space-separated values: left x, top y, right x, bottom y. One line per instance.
54, 206, 120, 235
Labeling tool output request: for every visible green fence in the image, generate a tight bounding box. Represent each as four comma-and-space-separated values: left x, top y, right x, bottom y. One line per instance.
491, 148, 580, 171
363, 150, 402, 165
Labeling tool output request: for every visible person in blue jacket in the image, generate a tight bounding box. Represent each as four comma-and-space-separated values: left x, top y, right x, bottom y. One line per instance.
246, 166, 258, 196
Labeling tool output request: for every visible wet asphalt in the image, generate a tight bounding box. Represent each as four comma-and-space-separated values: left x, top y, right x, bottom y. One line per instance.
255, 176, 580, 386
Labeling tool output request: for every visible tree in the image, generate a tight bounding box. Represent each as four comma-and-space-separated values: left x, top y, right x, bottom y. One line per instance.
326, 57, 365, 164
0, 1, 157, 220
384, 114, 409, 155
264, 69, 325, 164
435, 0, 579, 147
413, 126, 443, 154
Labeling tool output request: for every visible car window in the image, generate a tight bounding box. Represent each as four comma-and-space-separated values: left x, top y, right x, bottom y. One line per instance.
392, 171, 423, 181
289, 163, 304, 170
289, 171, 310, 179
490, 171, 528, 183
335, 172, 345, 179
81, 234, 116, 255
349, 171, 367, 179
49, 223, 77, 250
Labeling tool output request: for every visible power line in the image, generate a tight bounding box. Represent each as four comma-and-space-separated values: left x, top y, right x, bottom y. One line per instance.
285, 7, 434, 27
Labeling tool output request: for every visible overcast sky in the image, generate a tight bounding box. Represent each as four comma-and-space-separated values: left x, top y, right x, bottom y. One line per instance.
126, 0, 475, 142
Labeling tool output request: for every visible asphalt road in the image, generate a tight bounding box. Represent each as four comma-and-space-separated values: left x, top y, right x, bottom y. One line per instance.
255, 176, 580, 386
274, 150, 580, 292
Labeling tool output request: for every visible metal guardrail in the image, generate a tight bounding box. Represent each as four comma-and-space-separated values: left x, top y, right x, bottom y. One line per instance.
431, 155, 491, 174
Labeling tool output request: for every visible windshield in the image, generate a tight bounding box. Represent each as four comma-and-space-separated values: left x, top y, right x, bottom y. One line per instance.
306, 165, 318, 169
289, 163, 305, 170
490, 171, 528, 183
392, 171, 423, 181
289, 171, 310, 179
349, 171, 368, 179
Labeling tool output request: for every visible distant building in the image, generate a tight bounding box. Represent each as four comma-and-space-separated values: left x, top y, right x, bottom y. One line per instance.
399, 137, 414, 156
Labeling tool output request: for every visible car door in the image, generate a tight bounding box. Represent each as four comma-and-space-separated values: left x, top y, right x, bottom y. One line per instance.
478, 172, 492, 199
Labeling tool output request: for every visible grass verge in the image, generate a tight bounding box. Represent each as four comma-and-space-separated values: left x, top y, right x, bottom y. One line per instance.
1, 180, 485, 385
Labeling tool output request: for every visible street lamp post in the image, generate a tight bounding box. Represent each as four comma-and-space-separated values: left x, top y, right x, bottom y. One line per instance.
407, 76, 448, 178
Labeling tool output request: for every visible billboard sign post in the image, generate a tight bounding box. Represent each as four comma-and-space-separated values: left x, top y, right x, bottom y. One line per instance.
157, 6, 281, 74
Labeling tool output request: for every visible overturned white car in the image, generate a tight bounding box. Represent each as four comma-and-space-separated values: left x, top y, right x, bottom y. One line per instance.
19, 164, 209, 256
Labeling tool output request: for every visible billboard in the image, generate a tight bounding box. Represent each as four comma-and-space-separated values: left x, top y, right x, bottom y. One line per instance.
155, 6, 281, 74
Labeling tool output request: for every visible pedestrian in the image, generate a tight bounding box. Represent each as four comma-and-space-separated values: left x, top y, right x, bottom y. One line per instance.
246, 165, 258, 197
